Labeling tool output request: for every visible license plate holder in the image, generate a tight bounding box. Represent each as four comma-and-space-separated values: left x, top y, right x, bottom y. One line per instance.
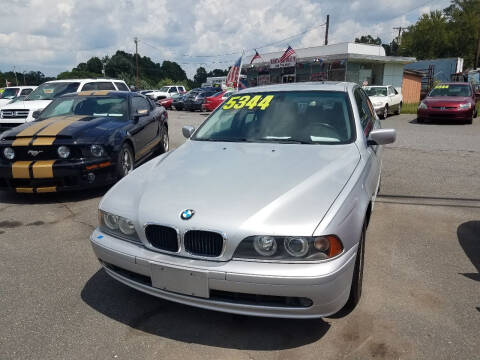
150, 263, 209, 298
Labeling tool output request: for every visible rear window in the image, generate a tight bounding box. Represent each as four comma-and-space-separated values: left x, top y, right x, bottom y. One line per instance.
429, 84, 471, 97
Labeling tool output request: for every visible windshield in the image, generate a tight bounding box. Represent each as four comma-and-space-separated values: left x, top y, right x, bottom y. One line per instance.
429, 84, 471, 97
364, 87, 387, 97
38, 96, 128, 121
26, 82, 80, 101
193, 91, 354, 144
159, 87, 169, 92
1, 88, 20, 99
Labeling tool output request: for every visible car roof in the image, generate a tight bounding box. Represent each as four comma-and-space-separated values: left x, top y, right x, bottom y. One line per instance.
237, 82, 354, 94
365, 85, 389, 88
60, 90, 133, 98
45, 78, 127, 84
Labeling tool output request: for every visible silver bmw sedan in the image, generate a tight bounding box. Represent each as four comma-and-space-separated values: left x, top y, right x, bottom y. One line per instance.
90, 82, 396, 318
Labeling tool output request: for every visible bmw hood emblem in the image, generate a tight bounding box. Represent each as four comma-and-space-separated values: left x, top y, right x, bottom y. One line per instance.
180, 209, 195, 220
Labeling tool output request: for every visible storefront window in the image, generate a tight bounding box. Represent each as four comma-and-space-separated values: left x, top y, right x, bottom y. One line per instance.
346, 62, 384, 86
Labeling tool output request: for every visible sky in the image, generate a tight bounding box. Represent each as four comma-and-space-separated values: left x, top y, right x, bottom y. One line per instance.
0, 0, 452, 79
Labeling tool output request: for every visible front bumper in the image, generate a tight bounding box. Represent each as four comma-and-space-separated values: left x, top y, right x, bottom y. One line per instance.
184, 101, 204, 111
90, 229, 357, 318
417, 107, 473, 121
0, 158, 116, 193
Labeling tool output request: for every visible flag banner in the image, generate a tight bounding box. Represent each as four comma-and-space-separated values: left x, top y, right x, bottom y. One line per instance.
270, 46, 296, 68
250, 50, 261, 64
226, 56, 242, 89
279, 45, 296, 63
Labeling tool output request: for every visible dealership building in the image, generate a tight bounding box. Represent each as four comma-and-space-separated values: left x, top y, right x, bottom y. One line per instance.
242, 42, 415, 90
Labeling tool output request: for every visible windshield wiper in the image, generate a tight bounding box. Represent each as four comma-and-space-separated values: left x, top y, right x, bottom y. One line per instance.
197, 137, 249, 142
255, 138, 311, 144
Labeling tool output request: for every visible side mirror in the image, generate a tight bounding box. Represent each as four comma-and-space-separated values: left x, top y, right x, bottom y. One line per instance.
32, 110, 42, 119
133, 109, 148, 122
367, 129, 396, 145
182, 125, 195, 139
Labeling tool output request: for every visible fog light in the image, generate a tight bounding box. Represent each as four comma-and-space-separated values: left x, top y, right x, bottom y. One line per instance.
284, 237, 309, 257
253, 236, 277, 256
87, 172, 95, 183
57, 145, 70, 159
3, 147, 15, 160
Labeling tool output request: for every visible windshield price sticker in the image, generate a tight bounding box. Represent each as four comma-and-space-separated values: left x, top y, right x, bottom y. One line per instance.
44, 88, 54, 94
435, 85, 449, 89
223, 95, 274, 110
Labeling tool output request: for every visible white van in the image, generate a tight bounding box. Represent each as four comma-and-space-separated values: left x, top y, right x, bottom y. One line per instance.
0, 79, 130, 131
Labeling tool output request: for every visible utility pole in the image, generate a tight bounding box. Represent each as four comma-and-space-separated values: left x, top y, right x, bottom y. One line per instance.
324, 14, 330, 46
475, 24, 480, 68
12, 66, 18, 86
393, 27, 403, 45
22, 71, 26, 85
134, 37, 139, 89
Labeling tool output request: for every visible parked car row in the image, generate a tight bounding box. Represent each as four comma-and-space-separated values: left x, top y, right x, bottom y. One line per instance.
155, 87, 236, 112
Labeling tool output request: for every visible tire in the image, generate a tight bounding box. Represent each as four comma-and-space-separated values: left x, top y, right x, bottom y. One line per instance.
115, 143, 134, 180
158, 125, 169, 153
417, 117, 424, 124
342, 222, 366, 312
395, 102, 402, 115
466, 115, 473, 125
381, 105, 388, 119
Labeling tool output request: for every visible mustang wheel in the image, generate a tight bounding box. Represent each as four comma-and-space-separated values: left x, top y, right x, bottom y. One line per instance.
116, 143, 134, 179
159, 126, 169, 153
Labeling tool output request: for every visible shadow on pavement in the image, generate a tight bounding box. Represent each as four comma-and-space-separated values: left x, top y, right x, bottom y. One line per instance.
0, 186, 109, 205
457, 221, 480, 282
409, 118, 472, 125
81, 269, 330, 350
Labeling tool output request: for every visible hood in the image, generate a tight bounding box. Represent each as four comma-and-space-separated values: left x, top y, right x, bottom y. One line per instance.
111, 141, 360, 238
424, 96, 472, 106
1, 115, 123, 141
0, 99, 51, 111
0, 98, 13, 107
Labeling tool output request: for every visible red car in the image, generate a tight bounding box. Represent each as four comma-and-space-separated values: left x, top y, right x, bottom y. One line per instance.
417, 82, 477, 124
156, 97, 173, 109
203, 91, 225, 112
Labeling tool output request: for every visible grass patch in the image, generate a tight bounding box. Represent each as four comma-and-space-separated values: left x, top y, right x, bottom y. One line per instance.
402, 103, 419, 114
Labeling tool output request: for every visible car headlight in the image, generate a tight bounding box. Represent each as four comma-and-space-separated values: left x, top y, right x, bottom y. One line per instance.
90, 144, 105, 157
459, 103, 471, 110
418, 102, 428, 109
233, 235, 343, 261
57, 145, 70, 159
99, 210, 140, 242
373, 102, 383, 107
3, 147, 15, 160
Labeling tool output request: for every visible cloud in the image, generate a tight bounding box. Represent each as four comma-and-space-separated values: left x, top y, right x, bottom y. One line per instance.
0, 0, 451, 78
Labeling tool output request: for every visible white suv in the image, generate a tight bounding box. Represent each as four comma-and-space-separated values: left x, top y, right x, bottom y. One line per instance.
145, 85, 186, 100
0, 86, 37, 108
0, 79, 130, 132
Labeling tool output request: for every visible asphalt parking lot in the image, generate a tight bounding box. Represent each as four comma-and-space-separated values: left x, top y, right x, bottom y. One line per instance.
1, 111, 479, 360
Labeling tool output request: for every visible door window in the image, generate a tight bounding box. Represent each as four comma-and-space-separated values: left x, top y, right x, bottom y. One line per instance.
168, 87, 177, 93
82, 82, 116, 91
354, 88, 375, 135
131, 96, 151, 115
20, 88, 33, 96
115, 82, 130, 91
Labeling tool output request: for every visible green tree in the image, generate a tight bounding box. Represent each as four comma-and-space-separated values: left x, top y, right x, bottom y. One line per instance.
161, 61, 187, 82
355, 35, 382, 45
86, 57, 103, 75
207, 68, 228, 77
193, 67, 207, 88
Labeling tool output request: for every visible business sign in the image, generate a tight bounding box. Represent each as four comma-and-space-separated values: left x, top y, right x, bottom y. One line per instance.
270, 56, 297, 68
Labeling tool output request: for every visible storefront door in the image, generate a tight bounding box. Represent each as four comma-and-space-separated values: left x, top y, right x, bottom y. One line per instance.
282, 74, 295, 83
